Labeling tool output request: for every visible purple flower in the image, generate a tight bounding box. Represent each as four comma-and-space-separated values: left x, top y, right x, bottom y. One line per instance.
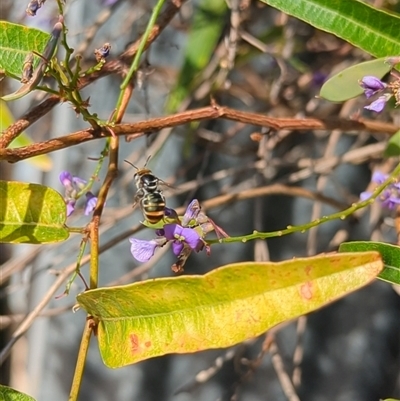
84, 192, 97, 215
371, 171, 388, 184
129, 238, 159, 262
360, 171, 400, 210
364, 94, 391, 113
164, 224, 203, 256
359, 76, 387, 98
26, 0, 45, 16
59, 171, 98, 217
129, 199, 227, 270
66, 200, 76, 217
60, 171, 74, 189
182, 199, 201, 226
380, 192, 400, 209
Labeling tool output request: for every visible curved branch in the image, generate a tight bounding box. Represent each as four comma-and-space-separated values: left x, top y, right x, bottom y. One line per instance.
0, 104, 396, 163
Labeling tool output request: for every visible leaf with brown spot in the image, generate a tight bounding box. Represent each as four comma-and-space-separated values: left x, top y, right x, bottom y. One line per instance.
77, 252, 383, 368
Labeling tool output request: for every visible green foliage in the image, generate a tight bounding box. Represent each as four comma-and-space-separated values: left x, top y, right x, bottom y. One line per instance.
0, 385, 36, 401
1, 20, 62, 101
319, 58, 391, 102
260, 0, 400, 57
0, 21, 50, 79
339, 241, 400, 285
384, 130, 400, 158
77, 252, 382, 367
0, 181, 69, 244
1, 0, 399, 398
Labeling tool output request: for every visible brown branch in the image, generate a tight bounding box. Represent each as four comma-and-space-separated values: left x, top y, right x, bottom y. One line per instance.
0, 104, 397, 163
0, 0, 188, 149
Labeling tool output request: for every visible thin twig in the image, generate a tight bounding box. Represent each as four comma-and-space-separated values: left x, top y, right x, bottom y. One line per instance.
270, 337, 301, 401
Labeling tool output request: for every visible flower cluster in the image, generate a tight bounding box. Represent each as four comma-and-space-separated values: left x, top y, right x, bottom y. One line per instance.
359, 75, 400, 113
129, 199, 227, 273
360, 171, 400, 209
59, 171, 98, 216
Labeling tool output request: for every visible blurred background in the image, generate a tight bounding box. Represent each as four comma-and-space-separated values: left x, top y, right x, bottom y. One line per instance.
0, 0, 400, 400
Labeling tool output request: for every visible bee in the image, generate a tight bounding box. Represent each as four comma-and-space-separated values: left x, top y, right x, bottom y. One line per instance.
125, 158, 167, 224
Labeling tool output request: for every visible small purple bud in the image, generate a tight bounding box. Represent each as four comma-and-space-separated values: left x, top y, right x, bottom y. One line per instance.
66, 200, 76, 217
60, 171, 73, 188
94, 43, 111, 62
359, 76, 387, 98
26, 0, 40, 16
84, 192, 97, 215
164, 207, 179, 221
182, 199, 201, 226
129, 238, 159, 262
155, 229, 165, 237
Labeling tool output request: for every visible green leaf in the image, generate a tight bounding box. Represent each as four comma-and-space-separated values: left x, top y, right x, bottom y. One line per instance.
260, 0, 400, 58
0, 180, 69, 244
339, 241, 400, 285
0, 100, 52, 171
77, 252, 382, 368
0, 21, 50, 79
166, 0, 228, 112
0, 385, 36, 401
319, 58, 391, 102
384, 130, 400, 158
1, 21, 62, 101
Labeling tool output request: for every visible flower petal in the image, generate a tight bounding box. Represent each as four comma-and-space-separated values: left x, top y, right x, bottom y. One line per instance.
163, 223, 182, 240
66, 200, 76, 216
129, 238, 158, 262
182, 199, 201, 226
381, 196, 400, 209
84, 192, 97, 215
172, 241, 184, 256
364, 95, 389, 113
359, 76, 387, 94
371, 171, 388, 184
180, 227, 201, 250
72, 176, 87, 190
59, 171, 73, 188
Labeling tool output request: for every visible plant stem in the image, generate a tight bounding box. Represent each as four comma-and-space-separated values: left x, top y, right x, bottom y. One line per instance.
68, 320, 93, 401
114, 0, 166, 118
208, 162, 400, 244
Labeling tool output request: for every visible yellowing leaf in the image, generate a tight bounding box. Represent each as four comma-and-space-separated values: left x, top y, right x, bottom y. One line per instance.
77, 252, 382, 368
0, 100, 52, 171
0, 180, 69, 244
0, 384, 36, 401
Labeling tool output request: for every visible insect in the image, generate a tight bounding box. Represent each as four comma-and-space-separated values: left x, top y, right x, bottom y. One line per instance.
125, 158, 167, 224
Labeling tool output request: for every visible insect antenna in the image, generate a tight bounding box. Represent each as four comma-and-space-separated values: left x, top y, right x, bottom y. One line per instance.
124, 155, 152, 170
124, 159, 138, 170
